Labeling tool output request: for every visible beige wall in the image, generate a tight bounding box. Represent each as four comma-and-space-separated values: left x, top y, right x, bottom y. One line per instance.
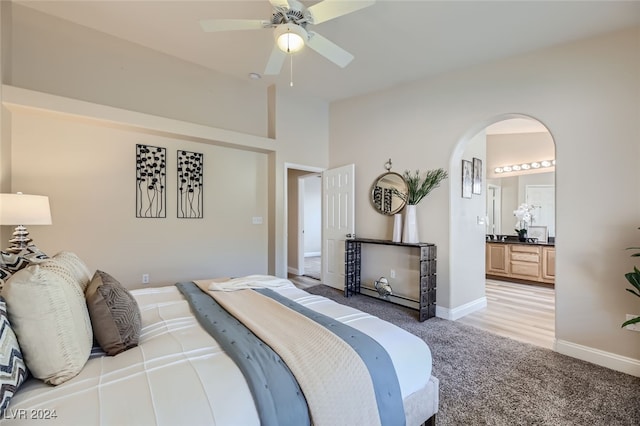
450, 130, 487, 312
0, 2, 12, 247
330, 27, 640, 373
9, 108, 269, 288
9, 4, 268, 138
272, 89, 328, 277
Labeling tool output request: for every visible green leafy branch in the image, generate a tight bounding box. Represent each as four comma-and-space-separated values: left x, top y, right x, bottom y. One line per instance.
622, 227, 640, 328
397, 168, 448, 206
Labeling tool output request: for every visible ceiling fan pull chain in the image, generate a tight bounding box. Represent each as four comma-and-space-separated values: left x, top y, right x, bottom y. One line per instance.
290, 54, 294, 87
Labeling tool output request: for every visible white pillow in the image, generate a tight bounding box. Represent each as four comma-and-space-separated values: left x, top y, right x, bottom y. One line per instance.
3, 259, 93, 385
44, 251, 92, 292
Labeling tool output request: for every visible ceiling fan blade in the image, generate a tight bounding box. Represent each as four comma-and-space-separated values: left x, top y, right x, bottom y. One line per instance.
264, 46, 287, 75
199, 19, 268, 32
306, 32, 354, 68
307, 0, 375, 25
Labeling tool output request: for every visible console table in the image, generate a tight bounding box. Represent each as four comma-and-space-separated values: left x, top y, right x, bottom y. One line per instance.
344, 238, 437, 321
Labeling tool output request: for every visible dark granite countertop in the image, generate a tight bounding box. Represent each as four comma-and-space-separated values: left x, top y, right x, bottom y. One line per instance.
486, 235, 555, 247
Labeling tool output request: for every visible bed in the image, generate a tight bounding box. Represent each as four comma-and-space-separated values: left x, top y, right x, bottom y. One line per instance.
1, 252, 438, 426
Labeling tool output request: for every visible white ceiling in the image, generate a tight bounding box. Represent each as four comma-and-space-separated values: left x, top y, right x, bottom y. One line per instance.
16, 0, 640, 103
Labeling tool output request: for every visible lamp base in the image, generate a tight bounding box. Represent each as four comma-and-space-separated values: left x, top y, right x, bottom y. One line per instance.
5, 225, 33, 254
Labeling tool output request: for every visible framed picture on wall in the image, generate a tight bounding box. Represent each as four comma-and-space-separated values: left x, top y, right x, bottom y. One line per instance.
527, 226, 548, 243
462, 159, 472, 199
472, 157, 482, 195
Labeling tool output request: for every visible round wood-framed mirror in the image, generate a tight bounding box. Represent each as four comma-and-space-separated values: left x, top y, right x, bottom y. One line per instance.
370, 172, 408, 215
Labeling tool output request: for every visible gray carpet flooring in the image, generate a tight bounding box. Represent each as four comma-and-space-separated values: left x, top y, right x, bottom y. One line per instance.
306, 284, 640, 426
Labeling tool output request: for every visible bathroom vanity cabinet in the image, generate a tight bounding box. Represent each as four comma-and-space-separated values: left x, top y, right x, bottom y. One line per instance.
486, 241, 555, 285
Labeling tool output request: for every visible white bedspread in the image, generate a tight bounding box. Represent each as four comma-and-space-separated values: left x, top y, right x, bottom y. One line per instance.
4, 282, 432, 425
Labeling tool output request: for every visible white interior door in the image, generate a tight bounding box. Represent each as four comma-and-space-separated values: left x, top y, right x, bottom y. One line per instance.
486, 184, 501, 235
322, 164, 355, 289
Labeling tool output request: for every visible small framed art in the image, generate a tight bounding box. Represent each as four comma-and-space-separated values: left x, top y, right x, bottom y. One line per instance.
462, 159, 472, 199
472, 157, 482, 195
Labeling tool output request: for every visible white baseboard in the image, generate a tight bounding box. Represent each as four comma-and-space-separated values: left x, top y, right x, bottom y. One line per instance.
436, 296, 487, 321
287, 266, 300, 276
304, 252, 321, 257
555, 339, 640, 377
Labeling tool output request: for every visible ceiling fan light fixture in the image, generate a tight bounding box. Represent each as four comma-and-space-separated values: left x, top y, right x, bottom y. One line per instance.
275, 23, 307, 53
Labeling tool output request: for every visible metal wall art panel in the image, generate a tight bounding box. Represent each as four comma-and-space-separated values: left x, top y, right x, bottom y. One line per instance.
177, 150, 204, 219
136, 144, 166, 218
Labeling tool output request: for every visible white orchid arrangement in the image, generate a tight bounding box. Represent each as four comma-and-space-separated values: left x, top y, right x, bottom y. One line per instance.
514, 203, 536, 236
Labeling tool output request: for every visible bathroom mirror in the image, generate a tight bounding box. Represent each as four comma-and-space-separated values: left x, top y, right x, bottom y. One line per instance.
370, 172, 408, 215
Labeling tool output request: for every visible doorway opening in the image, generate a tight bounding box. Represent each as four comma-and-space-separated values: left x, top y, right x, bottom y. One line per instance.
285, 165, 323, 288
451, 115, 557, 349
299, 173, 322, 280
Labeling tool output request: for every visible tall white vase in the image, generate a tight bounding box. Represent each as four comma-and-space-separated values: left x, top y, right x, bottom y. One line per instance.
392, 213, 403, 242
402, 204, 419, 244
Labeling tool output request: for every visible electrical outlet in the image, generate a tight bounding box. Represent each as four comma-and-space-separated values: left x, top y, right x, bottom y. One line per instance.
624, 314, 640, 332
142, 274, 149, 284
390, 269, 396, 279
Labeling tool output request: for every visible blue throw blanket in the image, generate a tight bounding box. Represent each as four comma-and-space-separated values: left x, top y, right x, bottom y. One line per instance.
177, 282, 405, 426
176, 282, 309, 426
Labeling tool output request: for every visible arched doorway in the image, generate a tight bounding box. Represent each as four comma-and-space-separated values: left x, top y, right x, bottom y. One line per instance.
449, 114, 557, 349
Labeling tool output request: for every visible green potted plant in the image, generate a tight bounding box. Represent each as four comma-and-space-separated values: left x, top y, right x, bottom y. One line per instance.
623, 228, 640, 328
396, 169, 448, 243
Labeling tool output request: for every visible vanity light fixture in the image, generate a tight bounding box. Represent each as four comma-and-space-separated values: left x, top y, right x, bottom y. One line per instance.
494, 159, 555, 174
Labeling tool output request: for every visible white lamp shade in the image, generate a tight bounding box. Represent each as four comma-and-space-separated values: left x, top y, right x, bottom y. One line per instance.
275, 23, 307, 53
0, 193, 52, 225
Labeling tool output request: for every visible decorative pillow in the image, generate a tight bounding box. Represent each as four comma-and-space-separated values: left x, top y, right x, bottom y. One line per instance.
3, 262, 93, 385
42, 251, 92, 292
86, 270, 141, 356
0, 247, 49, 291
0, 296, 27, 417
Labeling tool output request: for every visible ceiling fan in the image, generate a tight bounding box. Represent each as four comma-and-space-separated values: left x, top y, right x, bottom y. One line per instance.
199, 0, 375, 75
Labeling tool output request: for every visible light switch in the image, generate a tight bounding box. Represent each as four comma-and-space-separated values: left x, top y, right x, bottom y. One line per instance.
252, 216, 263, 225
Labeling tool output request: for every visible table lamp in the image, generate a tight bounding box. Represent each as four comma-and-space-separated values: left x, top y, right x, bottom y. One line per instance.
0, 192, 52, 253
